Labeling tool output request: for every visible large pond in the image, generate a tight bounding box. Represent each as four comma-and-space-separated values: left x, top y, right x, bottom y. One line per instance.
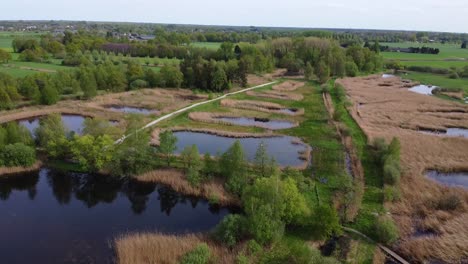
408, 85, 437, 95
420, 128, 468, 138
426, 170, 468, 188
215, 117, 296, 130
0, 169, 230, 264
108, 106, 157, 115
173, 131, 309, 167
19, 115, 86, 136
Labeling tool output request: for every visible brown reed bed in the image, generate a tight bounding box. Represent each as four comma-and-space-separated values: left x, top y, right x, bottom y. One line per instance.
114, 232, 235, 264
220, 99, 304, 116
136, 169, 239, 206
246, 90, 304, 101
0, 161, 42, 177
272, 80, 305, 91
337, 74, 468, 263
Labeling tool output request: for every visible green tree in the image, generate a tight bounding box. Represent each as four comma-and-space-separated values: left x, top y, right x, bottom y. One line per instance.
40, 83, 59, 105
35, 114, 68, 158
0, 143, 36, 167
304, 62, 314, 81
159, 65, 183, 88
316, 61, 330, 84
0, 88, 13, 110
254, 141, 269, 177
375, 216, 399, 245
158, 130, 177, 166
79, 69, 98, 99
202, 153, 217, 178
345, 61, 359, 77
220, 140, 248, 194
4, 122, 33, 146
70, 134, 114, 171
0, 49, 12, 63
213, 214, 246, 248
211, 65, 228, 91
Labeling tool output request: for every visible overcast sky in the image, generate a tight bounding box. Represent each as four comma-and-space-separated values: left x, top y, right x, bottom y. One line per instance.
3, 0, 467, 33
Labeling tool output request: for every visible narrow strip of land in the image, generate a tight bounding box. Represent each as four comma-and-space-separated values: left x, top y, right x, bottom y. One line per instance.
116, 81, 278, 144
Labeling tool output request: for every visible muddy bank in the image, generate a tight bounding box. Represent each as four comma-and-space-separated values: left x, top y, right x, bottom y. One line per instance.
246, 90, 304, 101
220, 99, 304, 116
272, 81, 304, 91
188, 112, 298, 130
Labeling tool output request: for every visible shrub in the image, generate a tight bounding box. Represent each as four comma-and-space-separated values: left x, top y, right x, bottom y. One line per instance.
236, 254, 249, 264
383, 158, 401, 185
129, 79, 148, 90
246, 239, 262, 256
375, 216, 399, 245
180, 243, 211, 264
345, 61, 359, 77
384, 185, 401, 202
436, 193, 461, 211
213, 214, 245, 248
0, 143, 36, 167
449, 71, 459, 79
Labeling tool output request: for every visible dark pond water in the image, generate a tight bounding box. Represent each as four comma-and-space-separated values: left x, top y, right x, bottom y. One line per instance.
108, 106, 157, 115
0, 169, 230, 264
420, 128, 468, 138
426, 170, 468, 188
215, 117, 296, 130
19, 115, 86, 136
408, 85, 437, 95
173, 131, 309, 167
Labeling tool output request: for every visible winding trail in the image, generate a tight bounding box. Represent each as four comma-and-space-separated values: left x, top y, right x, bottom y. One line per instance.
116, 81, 278, 144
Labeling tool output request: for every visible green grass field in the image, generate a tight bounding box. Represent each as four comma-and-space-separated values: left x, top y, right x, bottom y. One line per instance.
191, 42, 222, 50
382, 42, 468, 96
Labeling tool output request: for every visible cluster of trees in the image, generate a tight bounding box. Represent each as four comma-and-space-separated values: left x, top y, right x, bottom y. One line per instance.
270, 37, 382, 82
0, 49, 12, 63
12, 36, 66, 62
0, 123, 35, 167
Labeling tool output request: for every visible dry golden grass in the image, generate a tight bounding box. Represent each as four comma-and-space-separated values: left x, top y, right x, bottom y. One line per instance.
188, 111, 299, 130
114, 232, 235, 264
338, 75, 468, 263
272, 81, 305, 91
137, 169, 239, 206
0, 161, 42, 176
220, 99, 304, 116
246, 90, 304, 101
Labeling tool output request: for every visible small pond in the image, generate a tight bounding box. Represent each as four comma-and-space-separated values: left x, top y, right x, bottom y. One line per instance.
173, 131, 309, 167
408, 85, 437, 95
19, 115, 86, 136
108, 106, 157, 115
278, 108, 299, 115
420, 128, 468, 138
215, 117, 296, 130
0, 168, 230, 263
382, 74, 395, 78
426, 170, 468, 188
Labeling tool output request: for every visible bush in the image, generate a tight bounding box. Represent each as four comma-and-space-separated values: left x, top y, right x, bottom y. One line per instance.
383, 158, 401, 185
180, 243, 211, 264
345, 61, 359, 77
246, 239, 262, 256
436, 193, 461, 211
236, 254, 249, 264
384, 185, 401, 202
449, 71, 459, 79
129, 79, 148, 90
213, 214, 245, 248
375, 216, 399, 245
0, 143, 36, 167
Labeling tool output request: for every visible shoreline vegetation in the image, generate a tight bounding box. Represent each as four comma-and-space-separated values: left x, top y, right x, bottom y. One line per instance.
220, 98, 305, 116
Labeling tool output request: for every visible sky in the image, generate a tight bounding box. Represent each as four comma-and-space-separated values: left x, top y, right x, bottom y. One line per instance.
3, 0, 468, 33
